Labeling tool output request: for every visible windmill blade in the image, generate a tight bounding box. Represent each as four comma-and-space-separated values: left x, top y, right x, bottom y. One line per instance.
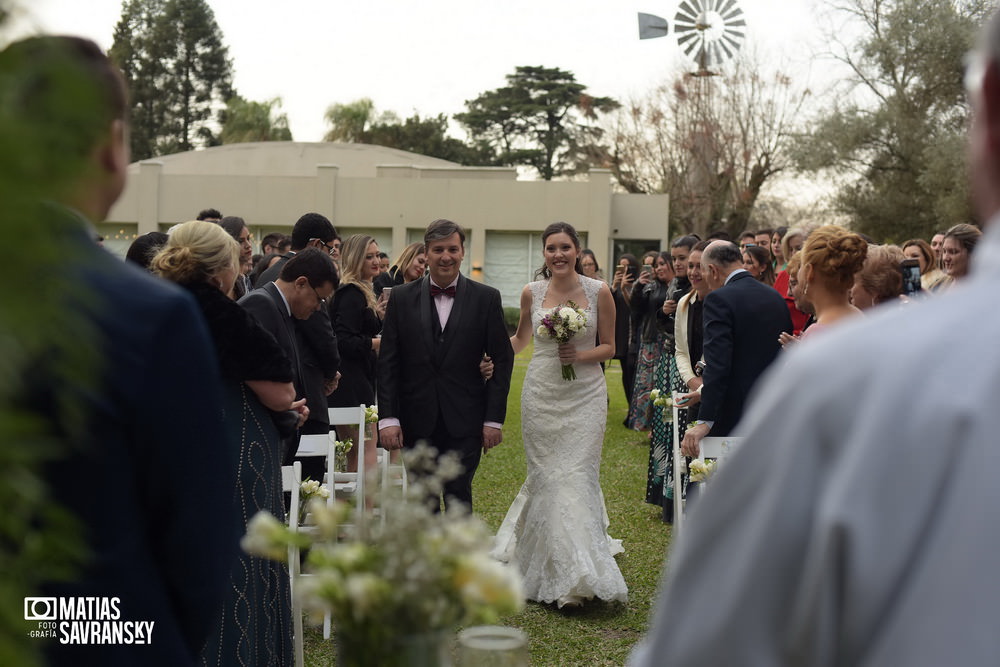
675, 0, 700, 24
638, 13, 669, 40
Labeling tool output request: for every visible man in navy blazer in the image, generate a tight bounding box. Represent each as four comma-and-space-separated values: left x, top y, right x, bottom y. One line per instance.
682, 240, 792, 456
377, 219, 514, 510
6, 36, 235, 666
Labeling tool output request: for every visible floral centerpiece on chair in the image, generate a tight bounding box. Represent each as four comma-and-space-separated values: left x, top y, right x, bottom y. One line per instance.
243, 445, 523, 666
332, 437, 353, 473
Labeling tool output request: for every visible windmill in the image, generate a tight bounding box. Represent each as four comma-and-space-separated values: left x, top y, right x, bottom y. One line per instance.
637, 0, 747, 76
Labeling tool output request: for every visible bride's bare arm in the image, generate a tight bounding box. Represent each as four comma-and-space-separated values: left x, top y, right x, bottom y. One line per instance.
509, 285, 533, 355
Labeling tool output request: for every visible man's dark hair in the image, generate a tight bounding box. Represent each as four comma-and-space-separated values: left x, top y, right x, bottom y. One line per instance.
0, 36, 126, 183
279, 247, 339, 289
290, 213, 336, 250
704, 241, 743, 267
261, 232, 285, 251
707, 230, 732, 242
755, 228, 774, 238
672, 235, 701, 251
424, 219, 466, 247
125, 231, 168, 269
196, 208, 223, 221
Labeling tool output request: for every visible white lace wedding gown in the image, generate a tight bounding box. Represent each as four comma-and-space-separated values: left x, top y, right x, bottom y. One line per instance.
492, 275, 628, 607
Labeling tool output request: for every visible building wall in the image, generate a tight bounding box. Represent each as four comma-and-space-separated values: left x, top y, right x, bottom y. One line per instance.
107, 145, 669, 306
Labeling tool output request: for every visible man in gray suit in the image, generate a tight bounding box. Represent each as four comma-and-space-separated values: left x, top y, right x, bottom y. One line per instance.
630, 11, 1000, 666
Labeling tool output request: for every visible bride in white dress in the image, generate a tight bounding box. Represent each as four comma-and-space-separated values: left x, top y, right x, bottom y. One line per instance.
492, 222, 628, 608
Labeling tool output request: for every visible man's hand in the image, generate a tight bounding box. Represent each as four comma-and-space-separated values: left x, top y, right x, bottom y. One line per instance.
482, 426, 503, 451
323, 372, 342, 396
681, 422, 710, 457
380, 425, 404, 450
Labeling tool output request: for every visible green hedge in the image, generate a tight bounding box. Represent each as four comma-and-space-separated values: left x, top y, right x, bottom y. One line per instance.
503, 307, 520, 335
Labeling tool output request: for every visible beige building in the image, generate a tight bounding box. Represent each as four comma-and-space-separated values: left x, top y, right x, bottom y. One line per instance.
105, 142, 670, 307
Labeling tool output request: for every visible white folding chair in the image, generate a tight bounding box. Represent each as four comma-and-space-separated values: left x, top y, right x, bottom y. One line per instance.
281, 462, 305, 667
671, 391, 741, 537
327, 405, 369, 528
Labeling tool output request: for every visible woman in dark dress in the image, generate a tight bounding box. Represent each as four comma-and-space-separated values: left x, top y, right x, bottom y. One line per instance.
373, 241, 426, 297
327, 234, 384, 474
152, 220, 302, 667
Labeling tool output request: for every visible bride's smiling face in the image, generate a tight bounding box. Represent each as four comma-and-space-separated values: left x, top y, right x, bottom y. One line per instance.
543, 232, 579, 275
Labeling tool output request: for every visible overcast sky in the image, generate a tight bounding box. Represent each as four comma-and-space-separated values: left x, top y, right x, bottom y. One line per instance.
7, 0, 829, 143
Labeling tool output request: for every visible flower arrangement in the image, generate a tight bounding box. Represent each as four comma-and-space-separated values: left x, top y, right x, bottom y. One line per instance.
649, 389, 673, 423
536, 301, 588, 380
242, 444, 523, 665
333, 438, 353, 473
299, 479, 331, 522
363, 405, 378, 440
687, 458, 717, 483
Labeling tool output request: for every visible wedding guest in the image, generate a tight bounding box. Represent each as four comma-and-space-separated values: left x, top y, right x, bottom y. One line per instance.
6, 35, 233, 667
219, 215, 253, 299
778, 251, 815, 348
125, 231, 168, 269
770, 226, 787, 271
151, 220, 299, 666
328, 234, 385, 476
260, 232, 287, 257
851, 244, 905, 310
754, 228, 773, 250
903, 238, 950, 291
930, 230, 946, 262
378, 251, 390, 274
941, 222, 982, 282
631, 15, 1000, 664
679, 240, 791, 457
743, 244, 776, 286
373, 241, 426, 297
626, 252, 674, 431
580, 248, 603, 280
197, 207, 223, 222
611, 253, 639, 406
739, 231, 756, 249
494, 221, 626, 607
796, 225, 867, 340
773, 227, 809, 334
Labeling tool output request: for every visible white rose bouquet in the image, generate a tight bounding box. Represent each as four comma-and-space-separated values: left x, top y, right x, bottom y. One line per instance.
333, 438, 353, 473
536, 301, 588, 380
649, 389, 673, 423
299, 478, 331, 520
687, 458, 717, 483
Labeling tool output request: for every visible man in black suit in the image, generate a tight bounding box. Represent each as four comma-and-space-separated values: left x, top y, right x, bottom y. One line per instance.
254, 214, 340, 477
239, 249, 339, 466
377, 219, 514, 510
681, 240, 791, 456
6, 36, 235, 666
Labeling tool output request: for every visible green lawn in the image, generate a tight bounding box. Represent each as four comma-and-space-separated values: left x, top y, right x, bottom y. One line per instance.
306, 346, 673, 665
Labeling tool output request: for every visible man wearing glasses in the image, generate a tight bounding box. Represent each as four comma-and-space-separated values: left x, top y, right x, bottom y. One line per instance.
240, 249, 339, 465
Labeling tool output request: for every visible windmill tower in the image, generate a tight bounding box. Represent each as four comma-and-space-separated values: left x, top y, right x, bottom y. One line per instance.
637, 0, 747, 234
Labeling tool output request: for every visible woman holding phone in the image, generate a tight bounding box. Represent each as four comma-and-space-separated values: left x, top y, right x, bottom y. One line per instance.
626, 252, 674, 431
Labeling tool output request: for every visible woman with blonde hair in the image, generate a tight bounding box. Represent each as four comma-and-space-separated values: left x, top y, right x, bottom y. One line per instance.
852, 244, 905, 310
797, 225, 868, 340
373, 241, 426, 297
328, 234, 384, 475
151, 220, 301, 666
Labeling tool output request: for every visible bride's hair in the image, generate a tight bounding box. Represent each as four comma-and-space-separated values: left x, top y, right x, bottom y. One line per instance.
535, 221, 583, 280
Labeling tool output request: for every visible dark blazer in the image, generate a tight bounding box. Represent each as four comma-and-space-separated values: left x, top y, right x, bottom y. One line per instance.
327, 283, 381, 407
238, 282, 303, 392
377, 274, 513, 440
40, 223, 234, 667
253, 256, 339, 429
699, 271, 792, 436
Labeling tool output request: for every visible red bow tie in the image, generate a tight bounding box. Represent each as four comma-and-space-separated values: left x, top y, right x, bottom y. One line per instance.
430, 284, 456, 298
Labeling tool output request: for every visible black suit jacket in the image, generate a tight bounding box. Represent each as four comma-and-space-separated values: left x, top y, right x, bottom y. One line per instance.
40, 220, 234, 666
699, 271, 792, 436
377, 275, 514, 440
253, 256, 339, 429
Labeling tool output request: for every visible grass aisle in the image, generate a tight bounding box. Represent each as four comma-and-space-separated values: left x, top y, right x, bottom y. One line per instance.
305, 345, 673, 665
474, 346, 672, 665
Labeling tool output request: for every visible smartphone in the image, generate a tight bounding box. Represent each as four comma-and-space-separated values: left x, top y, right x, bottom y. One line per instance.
641, 265, 653, 275
900, 259, 922, 297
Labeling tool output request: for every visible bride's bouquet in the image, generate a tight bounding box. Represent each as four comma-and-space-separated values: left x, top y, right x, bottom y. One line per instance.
537, 301, 588, 380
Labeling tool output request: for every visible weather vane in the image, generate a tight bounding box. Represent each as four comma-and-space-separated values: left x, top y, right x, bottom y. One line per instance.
638, 0, 747, 76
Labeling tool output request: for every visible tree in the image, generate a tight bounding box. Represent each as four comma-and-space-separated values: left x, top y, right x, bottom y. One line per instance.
323, 98, 388, 142
220, 96, 292, 143
597, 51, 809, 238
793, 0, 992, 240
455, 66, 619, 180
365, 113, 489, 164
110, 0, 233, 159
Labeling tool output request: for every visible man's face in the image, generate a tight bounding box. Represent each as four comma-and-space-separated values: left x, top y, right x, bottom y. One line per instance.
426, 232, 465, 285
288, 277, 334, 320
755, 233, 771, 247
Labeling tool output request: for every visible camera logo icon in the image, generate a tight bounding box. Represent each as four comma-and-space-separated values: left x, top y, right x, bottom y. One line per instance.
24, 598, 57, 621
